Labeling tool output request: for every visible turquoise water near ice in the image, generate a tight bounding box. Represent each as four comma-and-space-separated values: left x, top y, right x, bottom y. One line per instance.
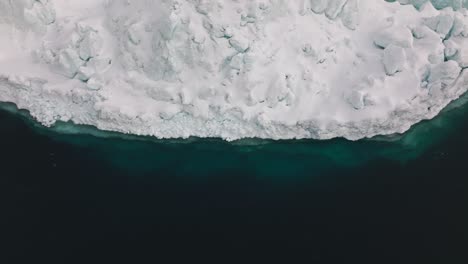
2, 91, 468, 178
2, 93, 468, 262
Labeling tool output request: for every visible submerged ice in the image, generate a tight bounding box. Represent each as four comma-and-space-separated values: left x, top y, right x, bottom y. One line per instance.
1, 0, 468, 140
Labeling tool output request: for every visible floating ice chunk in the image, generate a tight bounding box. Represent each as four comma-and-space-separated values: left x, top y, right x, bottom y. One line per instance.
452, 39, 468, 68
325, 0, 348, 20
383, 44, 407, 75
399, 0, 430, 10
444, 39, 458, 58
347, 90, 366, 110
229, 55, 244, 70
87, 58, 112, 74
310, 0, 328, 14
31, 1, 56, 25
76, 66, 95, 82
128, 24, 142, 45
229, 36, 250, 53
397, 0, 464, 10
450, 15, 468, 37
22, 0, 56, 26
86, 78, 103, 91
374, 26, 414, 48
425, 60, 462, 95
428, 60, 461, 87
428, 49, 445, 64
57, 49, 84, 78
341, 0, 360, 30
79, 31, 103, 61
430, 0, 463, 10
440, 35, 468, 68
424, 14, 454, 38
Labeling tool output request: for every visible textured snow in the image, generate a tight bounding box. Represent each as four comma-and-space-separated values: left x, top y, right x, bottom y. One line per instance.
383, 44, 407, 75
1, 0, 468, 140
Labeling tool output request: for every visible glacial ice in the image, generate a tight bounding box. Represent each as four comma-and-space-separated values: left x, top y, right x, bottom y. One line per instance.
383, 45, 407, 75
1, 0, 468, 141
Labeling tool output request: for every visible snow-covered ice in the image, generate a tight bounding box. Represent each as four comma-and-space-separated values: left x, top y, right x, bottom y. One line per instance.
1, 0, 468, 140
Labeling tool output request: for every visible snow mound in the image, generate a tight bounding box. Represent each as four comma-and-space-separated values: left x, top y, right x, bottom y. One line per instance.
1, 0, 468, 140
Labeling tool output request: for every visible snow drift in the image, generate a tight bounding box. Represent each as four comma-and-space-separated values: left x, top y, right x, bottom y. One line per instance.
1, 0, 468, 140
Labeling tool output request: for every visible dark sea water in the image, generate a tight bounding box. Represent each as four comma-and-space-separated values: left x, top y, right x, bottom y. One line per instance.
1, 96, 468, 263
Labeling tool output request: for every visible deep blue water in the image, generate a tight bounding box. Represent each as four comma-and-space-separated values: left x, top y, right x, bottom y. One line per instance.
1, 97, 468, 263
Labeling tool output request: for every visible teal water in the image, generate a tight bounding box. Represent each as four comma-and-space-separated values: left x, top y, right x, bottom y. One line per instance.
2, 93, 468, 262
2, 91, 468, 178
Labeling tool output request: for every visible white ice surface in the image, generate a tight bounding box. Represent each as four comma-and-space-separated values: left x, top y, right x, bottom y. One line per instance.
1, 0, 468, 140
